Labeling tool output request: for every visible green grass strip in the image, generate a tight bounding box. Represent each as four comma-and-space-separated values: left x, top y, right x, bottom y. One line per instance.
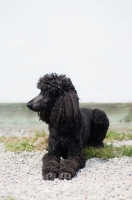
0, 130, 48, 152
5, 138, 34, 152
105, 131, 132, 141
0, 130, 132, 158
83, 144, 132, 159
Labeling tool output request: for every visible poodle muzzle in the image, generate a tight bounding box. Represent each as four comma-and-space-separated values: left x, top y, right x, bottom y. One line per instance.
27, 93, 49, 112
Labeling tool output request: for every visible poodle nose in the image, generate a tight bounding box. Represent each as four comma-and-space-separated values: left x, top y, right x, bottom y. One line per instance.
26, 102, 33, 109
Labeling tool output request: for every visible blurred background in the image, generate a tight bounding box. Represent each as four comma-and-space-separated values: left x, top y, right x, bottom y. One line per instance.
0, 0, 132, 131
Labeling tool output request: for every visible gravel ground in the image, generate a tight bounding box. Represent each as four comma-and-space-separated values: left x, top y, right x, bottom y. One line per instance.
0, 129, 132, 200
0, 129, 36, 138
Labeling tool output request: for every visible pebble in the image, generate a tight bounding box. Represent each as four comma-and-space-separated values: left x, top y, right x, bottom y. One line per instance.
0, 128, 36, 137
0, 129, 132, 200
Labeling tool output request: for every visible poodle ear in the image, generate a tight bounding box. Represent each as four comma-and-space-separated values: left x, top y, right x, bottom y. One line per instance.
50, 90, 79, 128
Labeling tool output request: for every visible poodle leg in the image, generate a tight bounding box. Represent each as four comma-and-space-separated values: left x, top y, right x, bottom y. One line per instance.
42, 137, 61, 180
59, 140, 86, 180
59, 154, 86, 180
88, 109, 109, 148
42, 153, 60, 180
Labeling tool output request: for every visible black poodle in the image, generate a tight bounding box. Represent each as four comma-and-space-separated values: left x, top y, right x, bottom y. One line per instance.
27, 73, 109, 180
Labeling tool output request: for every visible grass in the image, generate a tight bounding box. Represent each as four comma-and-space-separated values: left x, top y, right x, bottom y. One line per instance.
105, 131, 132, 141
0, 130, 132, 158
0, 130, 48, 152
83, 144, 132, 159
4, 197, 15, 200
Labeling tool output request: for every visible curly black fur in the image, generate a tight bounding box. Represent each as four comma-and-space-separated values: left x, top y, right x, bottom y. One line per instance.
27, 73, 109, 180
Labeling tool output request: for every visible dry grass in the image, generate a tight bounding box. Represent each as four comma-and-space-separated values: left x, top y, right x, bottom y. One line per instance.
0, 131, 132, 158
0, 131, 48, 152
104, 130, 132, 142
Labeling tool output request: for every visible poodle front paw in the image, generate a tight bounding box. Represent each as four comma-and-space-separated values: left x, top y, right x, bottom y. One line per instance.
59, 172, 72, 180
43, 172, 57, 181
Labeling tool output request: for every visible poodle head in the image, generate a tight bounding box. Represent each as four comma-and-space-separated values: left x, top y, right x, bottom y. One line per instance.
27, 73, 79, 126
37, 73, 77, 96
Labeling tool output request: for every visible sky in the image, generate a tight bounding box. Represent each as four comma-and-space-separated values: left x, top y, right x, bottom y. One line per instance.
0, 0, 132, 103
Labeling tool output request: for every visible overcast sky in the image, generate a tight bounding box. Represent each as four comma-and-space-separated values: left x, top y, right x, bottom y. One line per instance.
0, 0, 132, 102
